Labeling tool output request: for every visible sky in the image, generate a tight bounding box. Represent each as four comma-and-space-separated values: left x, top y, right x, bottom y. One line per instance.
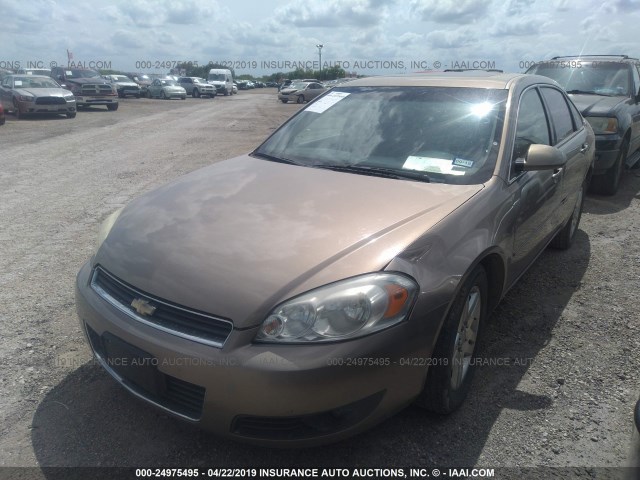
1, 0, 640, 77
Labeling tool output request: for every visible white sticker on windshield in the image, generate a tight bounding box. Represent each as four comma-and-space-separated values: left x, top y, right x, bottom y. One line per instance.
453, 157, 474, 168
66, 71, 72, 75
14, 81, 23, 86
305, 91, 350, 113
26, 72, 33, 75
403, 156, 465, 175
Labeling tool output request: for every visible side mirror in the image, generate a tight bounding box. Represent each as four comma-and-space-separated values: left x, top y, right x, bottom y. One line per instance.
515, 144, 566, 171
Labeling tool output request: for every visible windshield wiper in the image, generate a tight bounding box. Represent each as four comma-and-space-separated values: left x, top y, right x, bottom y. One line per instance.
313, 164, 431, 183
252, 152, 302, 166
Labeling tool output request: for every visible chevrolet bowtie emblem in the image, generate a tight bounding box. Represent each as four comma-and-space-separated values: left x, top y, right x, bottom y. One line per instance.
131, 298, 156, 316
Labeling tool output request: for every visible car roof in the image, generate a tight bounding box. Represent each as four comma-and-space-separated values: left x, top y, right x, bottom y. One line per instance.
7, 74, 51, 79
343, 72, 554, 90
550, 54, 639, 63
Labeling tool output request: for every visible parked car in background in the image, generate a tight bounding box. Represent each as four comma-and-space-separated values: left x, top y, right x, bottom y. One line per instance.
278, 81, 327, 103
207, 68, 233, 96
236, 80, 249, 90
102, 75, 141, 98
0, 103, 5, 125
127, 73, 152, 96
147, 78, 187, 100
0, 69, 13, 81
50, 66, 118, 111
76, 71, 593, 447
0, 74, 76, 119
526, 55, 640, 195
177, 77, 216, 98
17, 68, 52, 77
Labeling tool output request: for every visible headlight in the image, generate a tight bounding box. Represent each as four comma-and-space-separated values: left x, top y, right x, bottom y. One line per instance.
16, 95, 35, 102
585, 116, 618, 134
96, 207, 124, 252
255, 273, 418, 343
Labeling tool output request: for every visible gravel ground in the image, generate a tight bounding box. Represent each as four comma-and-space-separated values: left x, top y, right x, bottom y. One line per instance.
0, 89, 638, 478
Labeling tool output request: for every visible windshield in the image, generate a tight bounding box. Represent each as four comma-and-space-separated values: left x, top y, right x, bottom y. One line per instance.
13, 77, 61, 88
209, 74, 225, 81
113, 75, 131, 82
23, 70, 50, 76
289, 82, 307, 90
529, 61, 631, 96
161, 80, 178, 86
255, 86, 507, 185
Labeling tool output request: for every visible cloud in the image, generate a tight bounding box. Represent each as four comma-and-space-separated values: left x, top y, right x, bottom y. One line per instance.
411, 0, 492, 24
276, 0, 390, 28
492, 16, 550, 36
426, 28, 477, 49
397, 32, 424, 47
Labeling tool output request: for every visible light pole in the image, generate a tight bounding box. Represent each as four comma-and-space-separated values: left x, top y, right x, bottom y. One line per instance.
316, 44, 323, 78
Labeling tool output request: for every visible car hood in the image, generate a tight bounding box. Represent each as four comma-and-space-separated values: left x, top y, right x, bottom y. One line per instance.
163, 85, 186, 92
569, 94, 626, 116
95, 155, 483, 327
66, 77, 107, 85
14, 88, 71, 97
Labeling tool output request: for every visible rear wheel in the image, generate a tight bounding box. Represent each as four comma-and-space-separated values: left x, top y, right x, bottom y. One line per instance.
161, 91, 167, 100
147, 90, 153, 99
415, 265, 488, 413
590, 138, 628, 195
280, 99, 288, 103
296, 95, 304, 104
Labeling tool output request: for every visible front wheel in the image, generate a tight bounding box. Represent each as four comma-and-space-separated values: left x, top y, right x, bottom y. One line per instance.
13, 99, 22, 119
415, 265, 488, 413
280, 99, 288, 103
161, 91, 167, 100
107, 104, 118, 111
66, 111, 76, 119
192, 89, 200, 98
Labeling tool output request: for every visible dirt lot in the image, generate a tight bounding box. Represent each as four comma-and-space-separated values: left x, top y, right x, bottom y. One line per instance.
0, 89, 639, 477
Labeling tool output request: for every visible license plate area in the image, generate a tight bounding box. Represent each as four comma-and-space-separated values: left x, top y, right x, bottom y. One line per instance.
102, 332, 164, 397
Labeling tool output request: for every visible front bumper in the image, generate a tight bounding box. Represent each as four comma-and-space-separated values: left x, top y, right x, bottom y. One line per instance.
74, 96, 118, 107
75, 261, 431, 446
17, 100, 76, 115
593, 135, 622, 175
117, 86, 141, 97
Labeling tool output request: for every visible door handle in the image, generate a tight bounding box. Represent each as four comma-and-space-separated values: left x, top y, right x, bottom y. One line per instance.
580, 143, 590, 153
552, 167, 563, 181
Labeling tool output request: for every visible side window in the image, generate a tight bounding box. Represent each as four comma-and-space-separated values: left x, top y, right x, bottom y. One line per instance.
568, 99, 584, 130
540, 87, 574, 144
512, 88, 551, 166
632, 65, 640, 97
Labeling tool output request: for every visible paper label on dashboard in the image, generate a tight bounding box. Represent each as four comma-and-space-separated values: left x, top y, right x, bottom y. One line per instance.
305, 91, 350, 113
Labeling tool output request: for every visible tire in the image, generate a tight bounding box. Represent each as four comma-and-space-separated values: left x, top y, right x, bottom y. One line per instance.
66, 111, 76, 119
193, 89, 200, 98
181, 96, 186, 100
415, 265, 488, 413
147, 90, 153, 99
13, 99, 21, 119
280, 99, 288, 103
550, 180, 585, 249
107, 104, 118, 111
161, 91, 167, 100
135, 94, 141, 98
296, 95, 304, 104
590, 137, 628, 195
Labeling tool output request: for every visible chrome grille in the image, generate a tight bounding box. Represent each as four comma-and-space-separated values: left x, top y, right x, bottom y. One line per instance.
91, 266, 233, 347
